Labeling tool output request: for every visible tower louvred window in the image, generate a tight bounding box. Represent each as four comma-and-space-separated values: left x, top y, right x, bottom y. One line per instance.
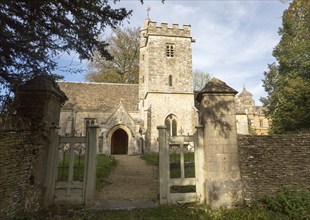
166, 44, 174, 57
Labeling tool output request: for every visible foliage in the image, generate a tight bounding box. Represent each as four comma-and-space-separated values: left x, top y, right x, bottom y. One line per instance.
216, 206, 287, 220
13, 189, 310, 219
0, 1, 131, 114
193, 70, 211, 92
86, 26, 140, 84
261, 0, 310, 133
262, 188, 310, 219
96, 154, 117, 190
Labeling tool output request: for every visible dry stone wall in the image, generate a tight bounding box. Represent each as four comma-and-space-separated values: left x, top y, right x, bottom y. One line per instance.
0, 116, 47, 217
0, 76, 65, 217
238, 134, 310, 201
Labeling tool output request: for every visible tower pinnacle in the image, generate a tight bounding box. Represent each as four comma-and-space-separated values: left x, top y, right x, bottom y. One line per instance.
146, 6, 151, 18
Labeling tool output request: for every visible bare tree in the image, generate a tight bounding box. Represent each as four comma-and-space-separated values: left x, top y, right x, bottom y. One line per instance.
193, 70, 211, 92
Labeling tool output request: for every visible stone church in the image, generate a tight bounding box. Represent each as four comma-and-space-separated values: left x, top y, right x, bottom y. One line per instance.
235, 87, 269, 135
58, 18, 268, 155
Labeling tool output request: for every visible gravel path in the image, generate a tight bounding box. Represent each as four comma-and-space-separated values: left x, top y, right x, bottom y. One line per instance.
94, 155, 159, 209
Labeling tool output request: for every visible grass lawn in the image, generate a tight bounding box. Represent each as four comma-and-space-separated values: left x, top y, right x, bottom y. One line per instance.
141, 153, 159, 166
18, 152, 310, 220
96, 154, 117, 190
57, 153, 117, 190
24, 188, 310, 220
141, 153, 195, 192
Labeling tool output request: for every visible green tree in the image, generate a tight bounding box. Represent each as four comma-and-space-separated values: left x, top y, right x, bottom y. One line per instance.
86, 27, 140, 84
193, 70, 211, 92
261, 0, 310, 133
0, 1, 131, 114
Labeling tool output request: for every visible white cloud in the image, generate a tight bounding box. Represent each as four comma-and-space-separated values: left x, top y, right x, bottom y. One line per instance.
60, 1, 289, 104
171, 4, 199, 17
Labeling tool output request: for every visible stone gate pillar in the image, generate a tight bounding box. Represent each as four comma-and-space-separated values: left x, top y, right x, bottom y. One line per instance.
196, 78, 243, 209
15, 76, 67, 127
15, 76, 67, 210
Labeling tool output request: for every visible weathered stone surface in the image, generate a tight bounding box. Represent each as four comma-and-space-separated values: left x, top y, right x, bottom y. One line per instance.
139, 19, 197, 151
235, 87, 269, 135
0, 76, 64, 217
238, 134, 310, 202
196, 78, 237, 102
197, 79, 243, 209
16, 76, 66, 127
58, 82, 139, 112
0, 116, 46, 217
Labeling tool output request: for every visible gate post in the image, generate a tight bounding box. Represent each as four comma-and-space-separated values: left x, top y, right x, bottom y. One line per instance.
196, 78, 243, 209
43, 125, 60, 207
157, 126, 169, 204
194, 125, 205, 204
84, 125, 99, 206
15, 76, 67, 210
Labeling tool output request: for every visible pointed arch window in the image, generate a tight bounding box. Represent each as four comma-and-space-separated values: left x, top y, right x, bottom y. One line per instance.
165, 114, 178, 136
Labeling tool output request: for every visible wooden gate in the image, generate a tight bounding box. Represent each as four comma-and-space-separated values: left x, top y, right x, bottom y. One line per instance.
44, 125, 98, 207
157, 125, 205, 204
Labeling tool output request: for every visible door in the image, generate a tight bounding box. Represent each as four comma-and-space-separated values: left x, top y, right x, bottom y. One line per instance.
111, 128, 128, 154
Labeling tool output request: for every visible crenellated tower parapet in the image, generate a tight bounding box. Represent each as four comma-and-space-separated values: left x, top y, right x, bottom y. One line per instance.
140, 19, 192, 49
146, 21, 191, 37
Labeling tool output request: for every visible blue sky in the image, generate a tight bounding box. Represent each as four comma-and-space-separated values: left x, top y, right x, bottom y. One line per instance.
54, 0, 290, 105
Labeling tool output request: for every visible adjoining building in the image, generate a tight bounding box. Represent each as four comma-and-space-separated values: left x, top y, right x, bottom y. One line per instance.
235, 87, 269, 135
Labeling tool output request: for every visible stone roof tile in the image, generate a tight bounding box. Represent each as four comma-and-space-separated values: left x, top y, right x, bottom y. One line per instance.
195, 78, 237, 102
58, 82, 139, 112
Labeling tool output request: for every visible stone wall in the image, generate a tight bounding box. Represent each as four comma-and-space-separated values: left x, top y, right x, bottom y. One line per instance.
238, 134, 310, 201
0, 116, 47, 216
0, 76, 65, 217
146, 93, 197, 152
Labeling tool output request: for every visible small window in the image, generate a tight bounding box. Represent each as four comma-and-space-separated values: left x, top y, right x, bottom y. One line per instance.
85, 118, 96, 134
259, 119, 263, 128
165, 114, 178, 136
166, 44, 174, 57
65, 116, 73, 135
169, 75, 173, 86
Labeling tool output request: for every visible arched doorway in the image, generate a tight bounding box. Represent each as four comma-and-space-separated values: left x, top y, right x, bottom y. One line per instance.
111, 128, 128, 154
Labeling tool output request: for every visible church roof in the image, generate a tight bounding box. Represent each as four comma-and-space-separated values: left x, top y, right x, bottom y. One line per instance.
58, 82, 139, 112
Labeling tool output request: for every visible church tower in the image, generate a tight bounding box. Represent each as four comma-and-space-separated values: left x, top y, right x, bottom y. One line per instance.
139, 18, 197, 151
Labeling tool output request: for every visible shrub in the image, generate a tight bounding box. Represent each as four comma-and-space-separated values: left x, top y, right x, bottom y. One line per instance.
263, 188, 310, 219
